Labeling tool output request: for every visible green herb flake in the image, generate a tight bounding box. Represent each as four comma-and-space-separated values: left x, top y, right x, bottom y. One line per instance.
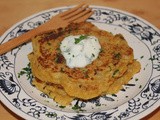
74, 35, 88, 44
72, 104, 81, 110
92, 53, 95, 57
85, 73, 89, 78
95, 103, 101, 106
71, 101, 85, 112
135, 78, 139, 81
114, 53, 121, 59
18, 63, 33, 80
59, 105, 66, 108
100, 48, 103, 53
139, 85, 142, 88
112, 69, 119, 77
140, 56, 144, 59
108, 66, 112, 71
56, 47, 60, 51
111, 94, 117, 97
47, 42, 51, 46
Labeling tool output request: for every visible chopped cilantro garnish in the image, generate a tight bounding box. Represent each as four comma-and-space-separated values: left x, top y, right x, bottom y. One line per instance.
59, 105, 66, 108
111, 94, 117, 97
139, 85, 142, 88
95, 103, 101, 106
92, 53, 95, 57
18, 63, 33, 80
135, 78, 139, 81
74, 35, 88, 44
72, 104, 80, 110
140, 56, 144, 59
99, 48, 103, 53
112, 69, 119, 77
114, 53, 121, 59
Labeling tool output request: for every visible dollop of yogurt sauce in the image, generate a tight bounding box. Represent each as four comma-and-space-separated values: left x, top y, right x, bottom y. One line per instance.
60, 35, 101, 68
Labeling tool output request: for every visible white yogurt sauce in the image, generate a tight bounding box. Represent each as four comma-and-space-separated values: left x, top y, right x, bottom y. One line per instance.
60, 35, 101, 68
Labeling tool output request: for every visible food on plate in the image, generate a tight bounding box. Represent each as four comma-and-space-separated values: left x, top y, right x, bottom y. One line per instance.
28, 22, 141, 106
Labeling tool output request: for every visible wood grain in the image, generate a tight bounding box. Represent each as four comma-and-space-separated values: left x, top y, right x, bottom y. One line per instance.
0, 0, 159, 120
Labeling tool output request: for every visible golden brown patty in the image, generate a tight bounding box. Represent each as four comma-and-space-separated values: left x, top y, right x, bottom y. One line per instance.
32, 77, 74, 106
28, 22, 141, 105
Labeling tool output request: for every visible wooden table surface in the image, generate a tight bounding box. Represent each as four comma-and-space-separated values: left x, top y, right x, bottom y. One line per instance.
0, 0, 159, 119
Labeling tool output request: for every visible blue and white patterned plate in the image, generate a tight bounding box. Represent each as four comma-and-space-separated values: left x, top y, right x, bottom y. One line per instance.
0, 5, 160, 120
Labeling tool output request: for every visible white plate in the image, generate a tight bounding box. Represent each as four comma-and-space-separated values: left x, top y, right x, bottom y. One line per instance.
0, 5, 160, 120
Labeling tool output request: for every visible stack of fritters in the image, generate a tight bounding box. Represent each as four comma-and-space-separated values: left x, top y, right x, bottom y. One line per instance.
28, 22, 141, 106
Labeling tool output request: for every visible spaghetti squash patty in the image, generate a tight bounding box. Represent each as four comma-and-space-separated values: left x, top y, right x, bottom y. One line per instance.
28, 22, 141, 106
